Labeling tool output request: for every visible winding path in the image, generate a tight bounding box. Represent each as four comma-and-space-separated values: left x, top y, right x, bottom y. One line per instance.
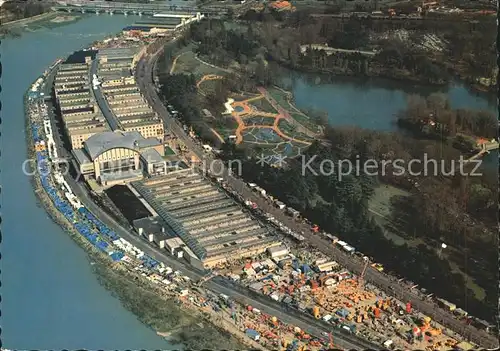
210, 127, 225, 143
229, 92, 314, 146
257, 87, 321, 139
169, 51, 189, 74
196, 74, 225, 97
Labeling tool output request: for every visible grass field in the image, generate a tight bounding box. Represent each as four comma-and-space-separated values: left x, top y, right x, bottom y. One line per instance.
289, 112, 322, 133
248, 97, 278, 114
243, 116, 276, 127
172, 51, 226, 80
267, 87, 293, 111
278, 119, 314, 142
198, 78, 223, 96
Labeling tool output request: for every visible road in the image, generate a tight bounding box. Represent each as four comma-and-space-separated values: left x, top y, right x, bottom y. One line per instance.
90, 59, 121, 131
42, 44, 376, 349
63, 158, 375, 350
135, 40, 499, 349
134, 48, 379, 350
310, 13, 477, 23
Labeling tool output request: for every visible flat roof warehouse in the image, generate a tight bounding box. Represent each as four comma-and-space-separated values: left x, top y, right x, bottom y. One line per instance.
131, 169, 282, 268
105, 185, 153, 223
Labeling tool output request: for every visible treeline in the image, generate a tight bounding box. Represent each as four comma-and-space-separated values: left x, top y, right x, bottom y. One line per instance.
157, 74, 209, 137
236, 8, 496, 87
397, 93, 497, 139
220, 133, 497, 321
157, 73, 238, 146
1, 0, 51, 21
187, 19, 273, 85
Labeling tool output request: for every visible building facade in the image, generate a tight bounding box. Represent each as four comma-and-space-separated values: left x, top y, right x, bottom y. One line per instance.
55, 62, 111, 149
72, 130, 167, 187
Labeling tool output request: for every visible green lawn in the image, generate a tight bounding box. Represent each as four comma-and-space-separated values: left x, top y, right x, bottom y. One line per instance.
279, 118, 316, 140
290, 112, 321, 133
243, 116, 276, 126
164, 146, 176, 155
267, 87, 292, 111
249, 97, 278, 114
198, 79, 221, 96
173, 51, 226, 80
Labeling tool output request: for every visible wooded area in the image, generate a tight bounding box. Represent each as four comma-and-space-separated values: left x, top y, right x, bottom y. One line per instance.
236, 8, 497, 88
397, 93, 497, 139
159, 14, 498, 323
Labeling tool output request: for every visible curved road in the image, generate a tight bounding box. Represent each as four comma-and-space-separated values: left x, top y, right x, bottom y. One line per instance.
135, 44, 498, 349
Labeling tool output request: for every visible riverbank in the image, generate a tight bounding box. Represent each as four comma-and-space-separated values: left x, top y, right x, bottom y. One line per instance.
0, 11, 80, 38
1, 11, 56, 27
22, 82, 254, 350
274, 56, 497, 97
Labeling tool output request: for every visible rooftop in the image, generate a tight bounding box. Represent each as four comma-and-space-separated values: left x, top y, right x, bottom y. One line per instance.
55, 75, 88, 83
56, 88, 90, 96
63, 112, 105, 123
97, 47, 141, 60
61, 106, 95, 115
111, 101, 149, 110
102, 84, 138, 92
141, 148, 165, 164
83, 130, 161, 160
72, 148, 93, 165
132, 169, 279, 262
59, 63, 89, 71
59, 99, 92, 108
98, 69, 132, 81
132, 216, 175, 238
107, 92, 143, 100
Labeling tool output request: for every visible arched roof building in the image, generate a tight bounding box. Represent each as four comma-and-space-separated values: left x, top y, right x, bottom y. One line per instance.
72, 130, 168, 188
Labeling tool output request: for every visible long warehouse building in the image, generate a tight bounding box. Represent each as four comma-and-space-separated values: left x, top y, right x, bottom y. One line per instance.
96, 47, 164, 140
131, 169, 281, 268
54, 62, 110, 149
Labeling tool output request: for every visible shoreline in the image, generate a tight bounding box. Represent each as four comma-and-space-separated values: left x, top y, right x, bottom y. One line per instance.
17, 19, 495, 348
1, 11, 57, 28
22, 79, 257, 351
0, 11, 81, 39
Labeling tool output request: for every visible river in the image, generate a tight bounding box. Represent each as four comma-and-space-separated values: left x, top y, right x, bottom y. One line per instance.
1, 14, 174, 350
1, 10, 497, 350
286, 74, 496, 132
285, 73, 497, 168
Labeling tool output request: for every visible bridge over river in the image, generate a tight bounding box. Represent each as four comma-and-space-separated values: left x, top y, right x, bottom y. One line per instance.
53, 0, 229, 16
